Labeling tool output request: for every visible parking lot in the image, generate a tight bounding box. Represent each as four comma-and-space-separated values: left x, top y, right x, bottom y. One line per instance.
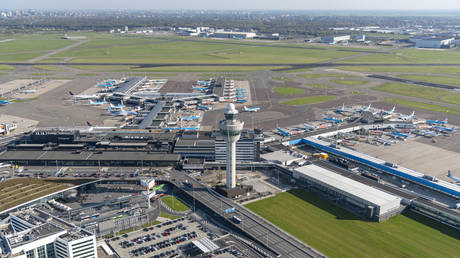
109, 216, 205, 258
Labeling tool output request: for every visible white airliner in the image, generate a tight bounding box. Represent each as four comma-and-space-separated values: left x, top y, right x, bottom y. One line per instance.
383, 106, 396, 115
400, 111, 415, 121
69, 91, 98, 100
244, 106, 260, 112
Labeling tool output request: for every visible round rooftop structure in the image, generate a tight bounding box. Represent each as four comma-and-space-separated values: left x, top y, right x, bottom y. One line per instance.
224, 103, 238, 120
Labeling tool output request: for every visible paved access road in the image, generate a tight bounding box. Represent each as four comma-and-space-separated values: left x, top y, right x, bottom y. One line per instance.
159, 170, 325, 258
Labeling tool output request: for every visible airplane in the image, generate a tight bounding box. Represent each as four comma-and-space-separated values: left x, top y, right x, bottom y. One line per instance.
418, 130, 438, 138
276, 127, 290, 137
383, 106, 396, 115
360, 104, 372, 112
236, 99, 248, 103
434, 126, 456, 133
303, 123, 316, 130
69, 91, 98, 100
86, 121, 93, 127
192, 86, 209, 91
335, 104, 345, 113
322, 115, 343, 123
236, 94, 248, 98
182, 114, 201, 120
107, 106, 137, 116
447, 170, 460, 184
391, 132, 409, 138
89, 99, 107, 106
21, 89, 38, 94
0, 99, 10, 105
197, 105, 211, 111
244, 106, 260, 112
110, 101, 125, 109
425, 118, 448, 125
400, 111, 415, 121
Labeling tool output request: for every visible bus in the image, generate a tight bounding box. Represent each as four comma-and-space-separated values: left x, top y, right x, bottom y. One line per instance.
232, 216, 242, 224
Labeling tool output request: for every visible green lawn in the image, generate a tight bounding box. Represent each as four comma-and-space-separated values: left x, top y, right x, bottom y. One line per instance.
331, 79, 367, 86
0, 65, 15, 71
342, 48, 460, 64
385, 98, 460, 115
159, 212, 183, 220
274, 87, 305, 95
305, 83, 333, 89
246, 189, 460, 258
398, 74, 460, 87
161, 196, 189, 212
337, 65, 460, 75
282, 96, 336, 105
372, 82, 460, 105
52, 37, 355, 64
297, 73, 352, 79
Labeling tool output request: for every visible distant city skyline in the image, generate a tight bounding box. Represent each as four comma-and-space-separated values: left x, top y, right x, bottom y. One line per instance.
3, 0, 460, 11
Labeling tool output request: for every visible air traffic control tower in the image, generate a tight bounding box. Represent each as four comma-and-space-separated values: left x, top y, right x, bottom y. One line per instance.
219, 103, 244, 188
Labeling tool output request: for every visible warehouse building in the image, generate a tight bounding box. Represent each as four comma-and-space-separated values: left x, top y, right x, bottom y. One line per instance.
210, 31, 257, 39
1, 208, 97, 258
293, 164, 402, 221
321, 35, 351, 44
415, 37, 455, 48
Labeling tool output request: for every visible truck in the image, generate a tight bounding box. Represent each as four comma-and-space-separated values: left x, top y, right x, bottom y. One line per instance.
232, 216, 242, 224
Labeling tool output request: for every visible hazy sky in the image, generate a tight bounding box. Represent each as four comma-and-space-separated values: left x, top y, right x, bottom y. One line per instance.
3, 0, 460, 10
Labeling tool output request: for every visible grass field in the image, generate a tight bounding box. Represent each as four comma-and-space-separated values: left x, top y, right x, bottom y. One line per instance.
161, 196, 189, 212
385, 98, 460, 115
0, 65, 15, 71
159, 212, 183, 220
274, 87, 305, 95
52, 36, 356, 64
70, 64, 282, 72
331, 79, 368, 86
297, 73, 352, 79
337, 65, 460, 75
0, 178, 90, 212
0, 38, 75, 62
282, 96, 335, 105
398, 74, 460, 87
342, 48, 460, 64
246, 189, 460, 258
372, 82, 460, 105
305, 83, 333, 89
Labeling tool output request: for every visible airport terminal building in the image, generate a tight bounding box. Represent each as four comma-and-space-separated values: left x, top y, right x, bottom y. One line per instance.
293, 164, 402, 221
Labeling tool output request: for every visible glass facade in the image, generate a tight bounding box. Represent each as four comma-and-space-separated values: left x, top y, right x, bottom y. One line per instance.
37, 245, 46, 258
26, 250, 35, 258
46, 243, 56, 258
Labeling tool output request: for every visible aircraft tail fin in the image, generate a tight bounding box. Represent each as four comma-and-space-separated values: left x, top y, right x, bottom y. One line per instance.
448, 170, 452, 177
86, 121, 93, 127
69, 91, 74, 96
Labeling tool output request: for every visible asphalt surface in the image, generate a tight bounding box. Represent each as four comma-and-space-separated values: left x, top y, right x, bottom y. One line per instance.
368, 74, 460, 90
159, 170, 325, 258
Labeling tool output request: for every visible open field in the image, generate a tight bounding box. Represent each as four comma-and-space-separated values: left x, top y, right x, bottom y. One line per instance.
161, 196, 189, 212
385, 98, 460, 115
305, 83, 333, 89
69, 65, 283, 72
51, 37, 356, 64
330, 79, 368, 86
297, 73, 353, 79
274, 87, 305, 95
373, 82, 460, 105
245, 189, 460, 258
0, 178, 90, 212
0, 39, 75, 62
0, 65, 15, 71
159, 212, 183, 220
398, 74, 460, 87
342, 48, 460, 64
282, 96, 336, 105
337, 65, 460, 75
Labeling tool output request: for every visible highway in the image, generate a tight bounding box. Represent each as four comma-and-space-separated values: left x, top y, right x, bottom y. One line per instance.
159, 170, 325, 258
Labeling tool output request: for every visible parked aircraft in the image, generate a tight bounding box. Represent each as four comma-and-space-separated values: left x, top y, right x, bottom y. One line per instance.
236, 99, 248, 103
244, 106, 260, 112
360, 104, 372, 112
383, 106, 396, 115
276, 127, 290, 137
110, 101, 125, 109
0, 99, 10, 105
335, 104, 345, 113
425, 118, 448, 125
107, 106, 137, 116
89, 99, 107, 106
322, 115, 343, 123
400, 111, 415, 121
434, 126, 456, 133
391, 132, 409, 138
303, 123, 316, 130
448, 170, 460, 184
69, 91, 98, 100
182, 114, 201, 120
418, 130, 438, 138
197, 105, 211, 111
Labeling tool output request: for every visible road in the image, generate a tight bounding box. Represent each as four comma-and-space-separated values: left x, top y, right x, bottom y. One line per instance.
160, 170, 325, 258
